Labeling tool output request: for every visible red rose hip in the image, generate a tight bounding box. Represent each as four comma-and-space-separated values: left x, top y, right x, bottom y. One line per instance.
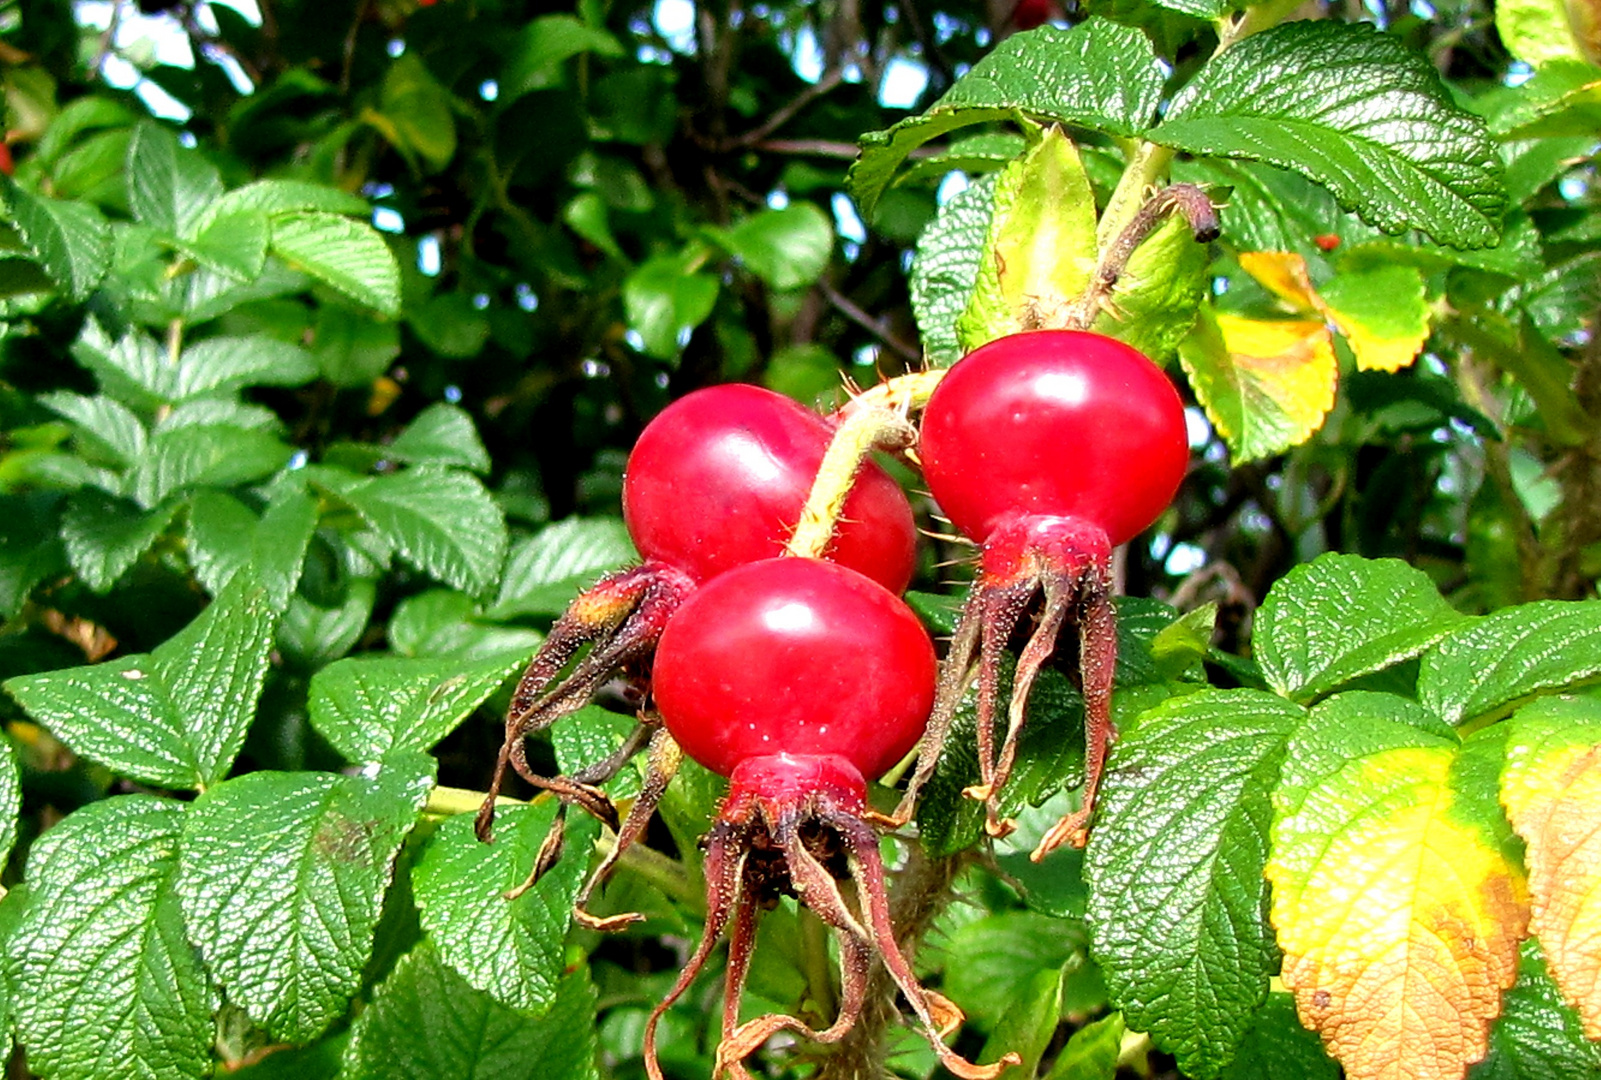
901, 330, 1189, 856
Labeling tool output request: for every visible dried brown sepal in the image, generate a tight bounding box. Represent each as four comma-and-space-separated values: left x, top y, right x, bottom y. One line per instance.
641, 768, 1012, 1080
475, 561, 695, 843
899, 515, 1117, 852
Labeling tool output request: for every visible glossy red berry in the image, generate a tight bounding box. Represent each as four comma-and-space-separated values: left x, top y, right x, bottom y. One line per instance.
652, 556, 935, 783
623, 384, 917, 591
918, 329, 1188, 548
641, 556, 1010, 1080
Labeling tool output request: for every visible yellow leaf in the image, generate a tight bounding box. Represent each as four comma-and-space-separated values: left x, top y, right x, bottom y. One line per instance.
1179, 310, 1336, 462
1236, 252, 1429, 373
1502, 698, 1601, 1038
1239, 251, 1320, 312
1317, 267, 1431, 373
1270, 736, 1529, 1080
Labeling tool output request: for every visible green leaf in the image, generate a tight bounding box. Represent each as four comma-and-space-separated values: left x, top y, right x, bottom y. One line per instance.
177, 757, 432, 1044
1220, 993, 1340, 1080
35, 95, 139, 166
1154, 21, 1505, 248
0, 887, 21, 1063
126, 123, 225, 238
980, 966, 1063, 1077
312, 304, 401, 387
129, 424, 294, 507
316, 466, 508, 597
280, 581, 376, 668
551, 704, 643, 799
389, 403, 491, 473
183, 210, 269, 279
0, 252, 55, 298
1254, 553, 1469, 704
185, 489, 259, 596
1497, 0, 1594, 65
502, 14, 624, 100
412, 804, 596, 1014
899, 132, 1029, 186
60, 489, 181, 592
271, 211, 401, 315
1086, 688, 1305, 1079
372, 53, 456, 174
407, 291, 490, 359
1486, 61, 1601, 139
176, 336, 319, 399
1419, 600, 1601, 726
208, 179, 370, 220
491, 516, 636, 619
309, 649, 525, 764
9, 796, 214, 1080
339, 941, 599, 1080
0, 494, 66, 620
255, 488, 320, 609
1175, 158, 1379, 261
623, 251, 720, 361
942, 910, 1088, 1027
910, 175, 997, 367
848, 20, 1164, 218
1470, 940, 1601, 1080
70, 321, 174, 408
1090, 208, 1212, 364
0, 737, 18, 875
562, 191, 624, 259
1, 178, 112, 300
957, 128, 1098, 352
1046, 1014, 1124, 1080
39, 390, 148, 467
722, 203, 834, 290
4, 571, 276, 789
387, 589, 543, 662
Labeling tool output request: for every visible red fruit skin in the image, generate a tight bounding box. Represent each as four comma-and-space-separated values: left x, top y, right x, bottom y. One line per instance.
1010, 0, 1058, 30
919, 330, 1189, 548
652, 557, 936, 782
623, 384, 917, 592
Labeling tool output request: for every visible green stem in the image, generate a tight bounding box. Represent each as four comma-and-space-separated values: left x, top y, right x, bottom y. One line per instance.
798, 907, 839, 1021
1096, 142, 1174, 250
427, 784, 526, 818
427, 784, 703, 911
620, 840, 701, 911
1096, 0, 1290, 252
786, 404, 915, 561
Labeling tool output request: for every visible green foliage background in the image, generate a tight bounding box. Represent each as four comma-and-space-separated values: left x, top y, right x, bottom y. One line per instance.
0, 0, 1597, 1077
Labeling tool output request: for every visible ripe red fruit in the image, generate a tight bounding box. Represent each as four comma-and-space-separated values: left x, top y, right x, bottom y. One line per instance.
919, 331, 1188, 548
1009, 0, 1060, 30
480, 386, 916, 853
903, 330, 1188, 855
642, 558, 1009, 1080
624, 383, 916, 592
654, 557, 933, 778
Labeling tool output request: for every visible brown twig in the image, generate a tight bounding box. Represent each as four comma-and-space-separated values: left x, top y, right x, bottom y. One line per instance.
820, 280, 920, 364
726, 69, 845, 150
813, 846, 966, 1080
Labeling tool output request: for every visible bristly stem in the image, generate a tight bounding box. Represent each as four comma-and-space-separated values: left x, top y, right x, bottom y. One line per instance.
1058, 182, 1219, 331
786, 381, 924, 561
